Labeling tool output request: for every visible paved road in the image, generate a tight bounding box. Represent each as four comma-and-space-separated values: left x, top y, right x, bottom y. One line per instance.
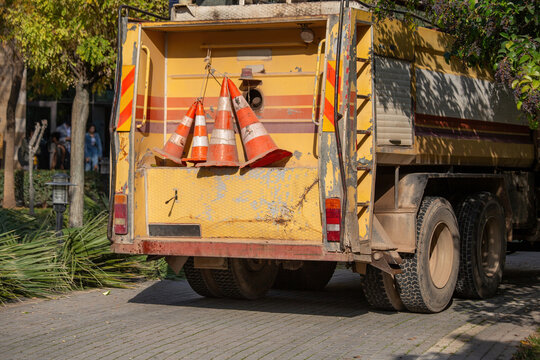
1, 252, 539, 360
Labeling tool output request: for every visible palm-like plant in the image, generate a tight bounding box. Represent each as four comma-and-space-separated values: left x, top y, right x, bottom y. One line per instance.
0, 211, 159, 303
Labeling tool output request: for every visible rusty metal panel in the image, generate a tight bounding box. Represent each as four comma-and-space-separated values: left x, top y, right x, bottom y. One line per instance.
112, 239, 354, 262
374, 212, 416, 253
504, 172, 536, 229
319, 15, 342, 252
171, 2, 372, 22
145, 167, 322, 241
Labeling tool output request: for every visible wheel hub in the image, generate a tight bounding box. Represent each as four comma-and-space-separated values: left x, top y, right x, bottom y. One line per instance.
429, 222, 454, 289
480, 217, 502, 277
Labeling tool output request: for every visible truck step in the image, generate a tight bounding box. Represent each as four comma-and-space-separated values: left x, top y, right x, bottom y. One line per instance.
357, 94, 371, 100
357, 57, 370, 62
357, 202, 370, 207
357, 164, 372, 172
356, 129, 372, 136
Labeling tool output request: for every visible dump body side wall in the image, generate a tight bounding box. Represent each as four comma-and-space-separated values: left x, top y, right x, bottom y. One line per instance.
373, 21, 534, 168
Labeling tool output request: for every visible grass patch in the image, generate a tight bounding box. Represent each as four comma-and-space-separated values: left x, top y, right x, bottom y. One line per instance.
513, 329, 540, 360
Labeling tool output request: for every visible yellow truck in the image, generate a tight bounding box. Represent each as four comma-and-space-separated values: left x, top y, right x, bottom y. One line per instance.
109, 1, 538, 313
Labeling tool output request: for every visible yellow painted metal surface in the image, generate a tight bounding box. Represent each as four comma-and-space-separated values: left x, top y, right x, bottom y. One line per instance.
373, 19, 492, 80
133, 169, 147, 238
355, 23, 374, 240
373, 19, 415, 61
145, 167, 322, 242
134, 133, 317, 168
115, 132, 131, 193
413, 27, 493, 81
114, 24, 140, 195
415, 137, 534, 167
133, 26, 324, 168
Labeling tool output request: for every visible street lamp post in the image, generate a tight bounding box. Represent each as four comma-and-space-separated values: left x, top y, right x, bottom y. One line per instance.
46, 173, 75, 237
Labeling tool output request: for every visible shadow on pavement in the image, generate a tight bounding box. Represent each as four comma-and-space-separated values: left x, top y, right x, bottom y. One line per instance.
129, 253, 539, 323
451, 252, 540, 327
128, 270, 378, 318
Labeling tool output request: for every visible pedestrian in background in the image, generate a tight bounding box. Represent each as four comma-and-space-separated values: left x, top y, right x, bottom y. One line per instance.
85, 124, 102, 172
55, 119, 71, 154
51, 131, 69, 170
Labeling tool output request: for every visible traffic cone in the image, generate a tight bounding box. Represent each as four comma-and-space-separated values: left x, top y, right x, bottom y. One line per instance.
227, 79, 291, 168
183, 101, 209, 164
197, 78, 240, 167
153, 101, 198, 165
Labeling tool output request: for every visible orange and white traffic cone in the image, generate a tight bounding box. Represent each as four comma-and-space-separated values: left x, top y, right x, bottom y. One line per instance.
197, 78, 240, 167
183, 101, 209, 164
227, 79, 291, 168
153, 101, 198, 165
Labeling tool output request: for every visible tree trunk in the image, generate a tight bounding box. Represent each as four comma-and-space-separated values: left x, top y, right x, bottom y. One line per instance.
69, 80, 90, 227
28, 148, 34, 214
2, 43, 24, 209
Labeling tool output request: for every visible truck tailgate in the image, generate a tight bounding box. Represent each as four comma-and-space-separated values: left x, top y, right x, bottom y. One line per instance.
141, 167, 322, 242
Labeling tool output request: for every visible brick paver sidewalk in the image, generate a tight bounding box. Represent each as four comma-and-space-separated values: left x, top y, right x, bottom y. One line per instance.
1, 252, 538, 360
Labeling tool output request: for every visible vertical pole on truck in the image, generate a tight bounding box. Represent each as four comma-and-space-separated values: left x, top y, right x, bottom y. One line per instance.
108, 6, 169, 241
333, 0, 348, 243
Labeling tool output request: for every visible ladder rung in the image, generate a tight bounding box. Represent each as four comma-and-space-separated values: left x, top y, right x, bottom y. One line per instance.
357, 57, 370, 62
357, 202, 370, 207
357, 94, 371, 100
357, 130, 372, 136
357, 164, 372, 172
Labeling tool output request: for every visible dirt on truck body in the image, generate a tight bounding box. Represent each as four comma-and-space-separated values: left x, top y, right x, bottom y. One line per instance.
109, 1, 539, 313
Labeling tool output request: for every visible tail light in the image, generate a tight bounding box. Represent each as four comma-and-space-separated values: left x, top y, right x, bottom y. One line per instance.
325, 198, 341, 242
114, 193, 128, 235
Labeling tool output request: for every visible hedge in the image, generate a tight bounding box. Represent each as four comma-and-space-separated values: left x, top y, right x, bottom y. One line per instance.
0, 170, 108, 207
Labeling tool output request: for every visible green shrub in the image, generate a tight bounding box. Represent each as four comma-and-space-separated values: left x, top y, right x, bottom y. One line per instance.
59, 214, 145, 289
0, 210, 163, 303
0, 170, 108, 207
0, 228, 70, 303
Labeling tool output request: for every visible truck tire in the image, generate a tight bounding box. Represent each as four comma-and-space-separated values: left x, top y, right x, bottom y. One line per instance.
362, 265, 405, 311
183, 257, 223, 298
395, 197, 460, 313
273, 261, 337, 291
211, 258, 278, 300
455, 192, 506, 299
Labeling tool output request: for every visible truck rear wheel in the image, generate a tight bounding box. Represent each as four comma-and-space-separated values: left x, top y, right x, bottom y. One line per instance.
183, 257, 223, 298
273, 261, 337, 291
211, 258, 278, 300
396, 197, 460, 313
362, 265, 405, 311
455, 192, 506, 299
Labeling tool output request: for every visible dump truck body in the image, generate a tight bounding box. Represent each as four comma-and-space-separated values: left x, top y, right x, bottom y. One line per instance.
109, 2, 538, 312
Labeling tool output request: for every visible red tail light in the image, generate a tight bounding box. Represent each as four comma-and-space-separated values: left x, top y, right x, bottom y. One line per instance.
114, 194, 128, 235
325, 198, 341, 242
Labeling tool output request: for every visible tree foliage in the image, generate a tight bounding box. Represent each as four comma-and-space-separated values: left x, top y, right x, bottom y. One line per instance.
8, 0, 167, 93
372, 0, 539, 127
7, 0, 167, 225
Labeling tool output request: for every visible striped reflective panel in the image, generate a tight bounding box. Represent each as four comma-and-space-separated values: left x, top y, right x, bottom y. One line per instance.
117, 65, 136, 132
322, 60, 340, 132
